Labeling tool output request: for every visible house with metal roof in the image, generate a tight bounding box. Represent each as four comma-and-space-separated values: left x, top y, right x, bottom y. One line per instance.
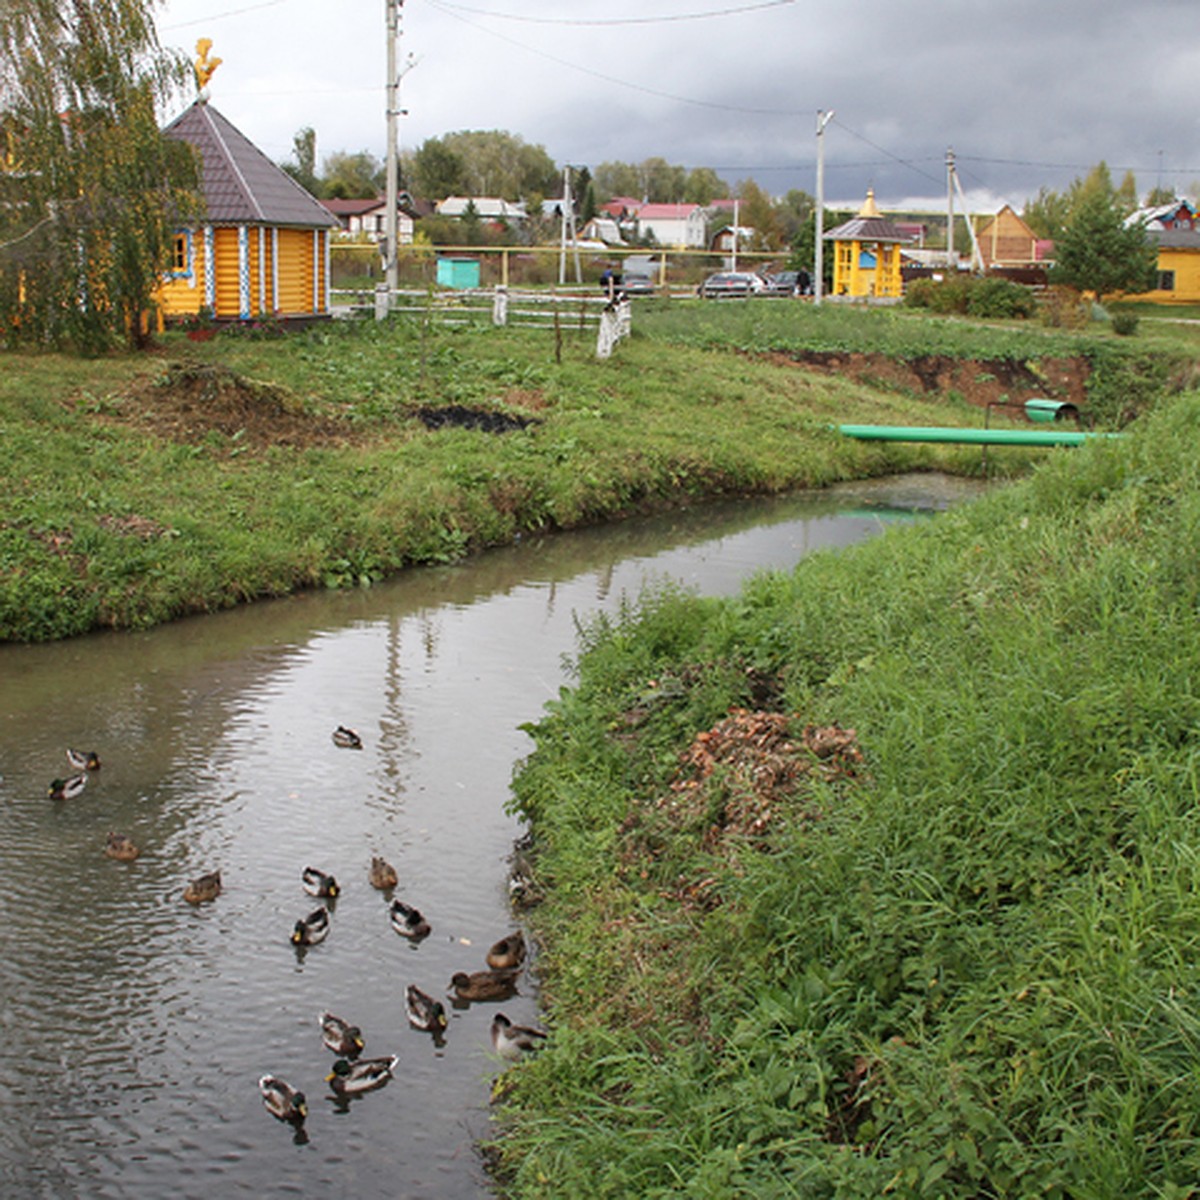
824, 190, 910, 299
157, 99, 338, 323
635, 203, 708, 249
1121, 199, 1200, 303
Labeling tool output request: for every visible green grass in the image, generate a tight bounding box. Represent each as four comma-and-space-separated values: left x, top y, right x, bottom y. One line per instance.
497, 392, 1200, 1197
0, 312, 1075, 642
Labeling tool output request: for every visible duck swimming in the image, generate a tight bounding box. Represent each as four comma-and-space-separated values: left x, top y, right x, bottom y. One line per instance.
183, 870, 221, 904
291, 907, 330, 946
320, 1011, 364, 1057
486, 931, 527, 971
66, 749, 102, 771
259, 1075, 307, 1123
332, 725, 363, 750
48, 773, 87, 801
104, 832, 139, 862
389, 899, 431, 940
369, 855, 398, 891
491, 1012, 548, 1061
450, 969, 519, 1003
302, 867, 339, 898
326, 1055, 398, 1097
405, 985, 448, 1034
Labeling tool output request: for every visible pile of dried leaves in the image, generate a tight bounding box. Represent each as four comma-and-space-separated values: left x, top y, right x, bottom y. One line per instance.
659, 708, 864, 850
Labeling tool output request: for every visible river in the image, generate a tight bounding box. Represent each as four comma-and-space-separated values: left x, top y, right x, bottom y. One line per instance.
0, 475, 985, 1198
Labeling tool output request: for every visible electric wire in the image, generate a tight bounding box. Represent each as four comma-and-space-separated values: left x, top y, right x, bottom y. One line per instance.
428, 0, 796, 26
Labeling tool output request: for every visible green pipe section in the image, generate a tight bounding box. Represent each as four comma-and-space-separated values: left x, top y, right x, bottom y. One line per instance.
838, 424, 1121, 447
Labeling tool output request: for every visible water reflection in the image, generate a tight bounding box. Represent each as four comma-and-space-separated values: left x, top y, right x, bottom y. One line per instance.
0, 475, 985, 1197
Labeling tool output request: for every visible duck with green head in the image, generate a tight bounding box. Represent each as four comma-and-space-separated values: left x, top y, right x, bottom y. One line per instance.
326, 1055, 398, 1097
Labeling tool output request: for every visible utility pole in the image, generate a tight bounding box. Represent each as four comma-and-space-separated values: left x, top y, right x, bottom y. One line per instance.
558, 165, 582, 285
945, 146, 956, 270
814, 109, 834, 306
384, 0, 401, 306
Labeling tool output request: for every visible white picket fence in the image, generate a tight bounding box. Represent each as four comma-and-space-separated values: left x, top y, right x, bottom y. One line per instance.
332, 284, 631, 358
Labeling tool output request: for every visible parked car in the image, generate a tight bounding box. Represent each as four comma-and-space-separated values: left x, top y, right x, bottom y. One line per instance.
621, 271, 656, 296
697, 271, 764, 298
762, 269, 809, 295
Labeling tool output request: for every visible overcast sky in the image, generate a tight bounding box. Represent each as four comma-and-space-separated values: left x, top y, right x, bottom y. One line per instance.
156, 0, 1200, 213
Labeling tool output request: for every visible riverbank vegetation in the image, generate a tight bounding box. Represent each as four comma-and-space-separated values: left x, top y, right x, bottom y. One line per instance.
496, 390, 1200, 1196
1, 304, 1115, 643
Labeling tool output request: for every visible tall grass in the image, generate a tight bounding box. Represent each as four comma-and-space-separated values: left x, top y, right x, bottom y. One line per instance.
498, 392, 1200, 1197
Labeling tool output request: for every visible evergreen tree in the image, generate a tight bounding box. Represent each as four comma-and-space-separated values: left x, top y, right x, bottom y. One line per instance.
1050, 187, 1158, 303
0, 0, 199, 350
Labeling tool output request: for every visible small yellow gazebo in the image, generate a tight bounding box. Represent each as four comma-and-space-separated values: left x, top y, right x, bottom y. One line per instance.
825, 190, 910, 299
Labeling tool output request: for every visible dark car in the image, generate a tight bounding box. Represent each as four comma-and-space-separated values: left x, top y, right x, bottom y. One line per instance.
762, 270, 810, 295
697, 271, 764, 298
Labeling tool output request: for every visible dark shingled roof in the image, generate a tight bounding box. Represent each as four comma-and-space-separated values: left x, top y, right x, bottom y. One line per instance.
824, 214, 911, 243
163, 101, 337, 229
1149, 228, 1200, 249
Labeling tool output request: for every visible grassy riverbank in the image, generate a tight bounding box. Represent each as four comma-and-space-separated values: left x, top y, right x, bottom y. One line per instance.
498, 390, 1200, 1196
0, 306, 1118, 643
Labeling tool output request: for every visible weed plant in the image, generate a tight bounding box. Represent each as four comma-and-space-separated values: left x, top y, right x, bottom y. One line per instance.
499, 392, 1200, 1196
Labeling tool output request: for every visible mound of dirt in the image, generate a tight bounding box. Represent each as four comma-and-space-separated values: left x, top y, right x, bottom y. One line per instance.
781, 350, 1091, 412
109, 362, 358, 451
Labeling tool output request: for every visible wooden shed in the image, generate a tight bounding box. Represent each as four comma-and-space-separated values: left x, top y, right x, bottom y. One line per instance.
824, 190, 909, 299
158, 100, 338, 323
975, 205, 1043, 268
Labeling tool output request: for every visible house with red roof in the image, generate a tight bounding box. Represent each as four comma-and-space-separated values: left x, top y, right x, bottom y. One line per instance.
635, 203, 708, 248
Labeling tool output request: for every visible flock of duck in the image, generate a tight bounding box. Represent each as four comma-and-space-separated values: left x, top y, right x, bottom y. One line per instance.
47, 729, 548, 1135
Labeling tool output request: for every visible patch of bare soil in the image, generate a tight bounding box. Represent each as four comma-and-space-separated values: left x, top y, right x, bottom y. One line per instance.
416, 404, 540, 433
107, 362, 360, 452
778, 350, 1091, 412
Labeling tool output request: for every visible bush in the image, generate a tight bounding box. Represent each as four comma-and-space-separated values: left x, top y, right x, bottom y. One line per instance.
1039, 285, 1091, 330
1110, 311, 1139, 337
966, 276, 1037, 319
905, 275, 1036, 319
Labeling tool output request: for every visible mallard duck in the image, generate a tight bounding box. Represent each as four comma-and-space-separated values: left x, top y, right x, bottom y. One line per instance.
104, 831, 139, 862
291, 906, 329, 946
302, 866, 339, 898
66, 748, 102, 771
369, 855, 398, 891
48, 773, 87, 801
405, 984, 448, 1034
450, 969, 519, 1003
486, 931, 527, 971
326, 1054, 398, 1097
491, 1012, 548, 1061
183, 870, 221, 904
320, 1011, 365, 1057
259, 1074, 307, 1123
332, 725, 363, 750
389, 899, 431, 940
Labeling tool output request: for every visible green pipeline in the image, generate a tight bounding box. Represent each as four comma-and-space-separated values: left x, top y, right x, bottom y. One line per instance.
838, 425, 1123, 447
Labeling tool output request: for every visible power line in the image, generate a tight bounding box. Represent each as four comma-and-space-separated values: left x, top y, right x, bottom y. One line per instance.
160, 0, 289, 33
830, 115, 943, 188
421, 0, 805, 116
429, 0, 795, 26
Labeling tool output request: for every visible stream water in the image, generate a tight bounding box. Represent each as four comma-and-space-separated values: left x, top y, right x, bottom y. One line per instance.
0, 474, 986, 1198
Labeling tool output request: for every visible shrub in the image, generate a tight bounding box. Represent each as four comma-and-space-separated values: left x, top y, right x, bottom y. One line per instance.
967, 276, 1037, 319
1039, 285, 1091, 330
1110, 311, 1139, 337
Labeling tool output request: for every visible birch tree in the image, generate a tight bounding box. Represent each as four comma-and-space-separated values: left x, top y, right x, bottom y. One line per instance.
0, 0, 199, 350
